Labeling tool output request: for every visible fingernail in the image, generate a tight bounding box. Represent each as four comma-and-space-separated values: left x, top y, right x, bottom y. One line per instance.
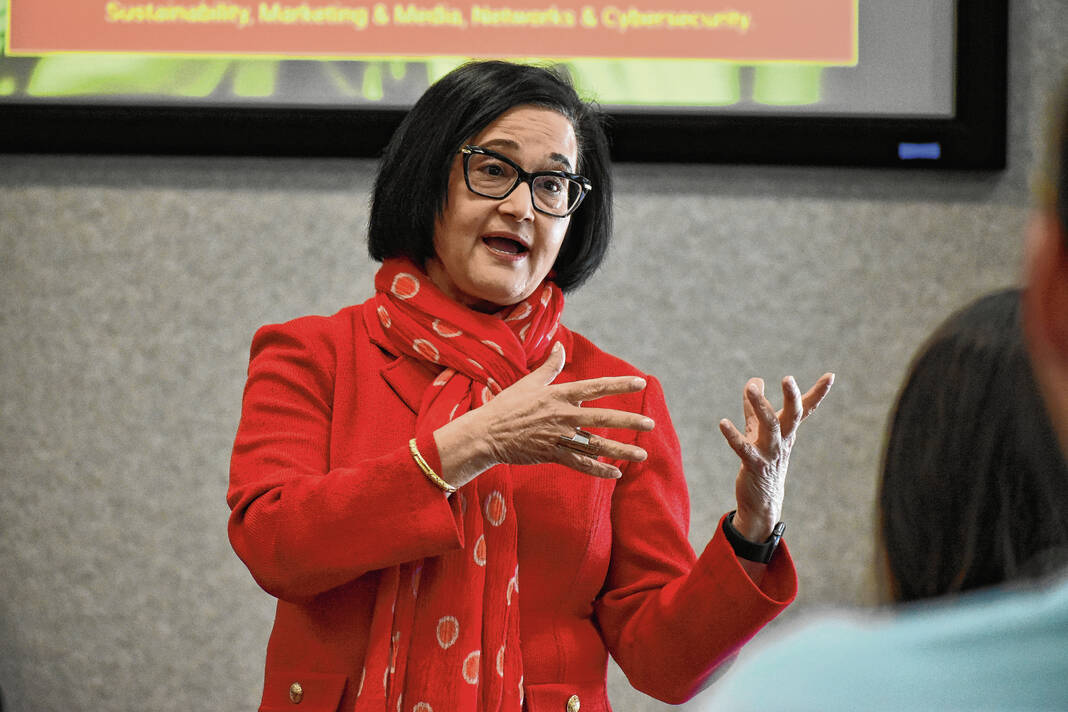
634, 377, 647, 389
747, 383, 761, 396
641, 417, 655, 430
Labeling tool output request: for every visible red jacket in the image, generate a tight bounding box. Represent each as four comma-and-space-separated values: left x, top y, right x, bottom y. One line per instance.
228, 300, 797, 712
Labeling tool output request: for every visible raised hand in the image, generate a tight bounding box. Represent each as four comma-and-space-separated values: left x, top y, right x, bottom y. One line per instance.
718, 373, 834, 542
434, 342, 655, 488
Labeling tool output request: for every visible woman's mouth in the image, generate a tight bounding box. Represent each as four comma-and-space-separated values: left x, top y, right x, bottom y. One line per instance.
482, 236, 529, 256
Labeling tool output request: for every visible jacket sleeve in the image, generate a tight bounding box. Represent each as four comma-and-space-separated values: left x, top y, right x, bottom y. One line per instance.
226, 318, 464, 603
593, 376, 798, 704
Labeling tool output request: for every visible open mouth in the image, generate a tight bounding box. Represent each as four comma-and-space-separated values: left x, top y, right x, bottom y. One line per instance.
482, 236, 529, 255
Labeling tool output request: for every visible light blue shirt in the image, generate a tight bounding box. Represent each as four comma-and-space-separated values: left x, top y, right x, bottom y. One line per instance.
703, 576, 1068, 711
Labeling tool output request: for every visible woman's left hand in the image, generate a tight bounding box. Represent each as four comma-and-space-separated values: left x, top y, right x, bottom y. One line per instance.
718, 373, 835, 543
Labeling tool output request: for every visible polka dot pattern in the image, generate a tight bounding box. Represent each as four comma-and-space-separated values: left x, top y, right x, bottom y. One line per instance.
436, 616, 459, 649
377, 305, 392, 329
481, 339, 504, 355
484, 491, 506, 526
366, 259, 559, 712
505, 302, 532, 321
412, 339, 440, 363
507, 569, 519, 606
462, 650, 481, 685
432, 319, 462, 338
391, 272, 420, 299
473, 535, 487, 566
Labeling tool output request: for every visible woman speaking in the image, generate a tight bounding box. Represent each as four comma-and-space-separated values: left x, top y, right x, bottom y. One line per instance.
227, 60, 833, 712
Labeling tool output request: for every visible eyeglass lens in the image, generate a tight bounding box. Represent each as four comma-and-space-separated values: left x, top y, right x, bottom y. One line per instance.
466, 152, 583, 216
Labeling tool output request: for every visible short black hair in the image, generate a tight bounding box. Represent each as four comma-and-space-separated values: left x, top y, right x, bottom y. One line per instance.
367, 60, 613, 293
879, 289, 1068, 603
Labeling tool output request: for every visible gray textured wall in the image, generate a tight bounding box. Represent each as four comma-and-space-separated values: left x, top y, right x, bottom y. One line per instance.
2, 4, 1066, 711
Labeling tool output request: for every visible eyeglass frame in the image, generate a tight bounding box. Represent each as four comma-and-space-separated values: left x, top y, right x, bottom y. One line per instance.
459, 145, 593, 218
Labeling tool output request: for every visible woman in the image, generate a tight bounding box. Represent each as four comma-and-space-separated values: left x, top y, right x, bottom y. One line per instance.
227, 60, 833, 712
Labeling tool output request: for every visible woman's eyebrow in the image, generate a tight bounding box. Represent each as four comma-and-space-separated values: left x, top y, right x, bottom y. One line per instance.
479, 138, 574, 171
480, 138, 520, 153
548, 153, 574, 171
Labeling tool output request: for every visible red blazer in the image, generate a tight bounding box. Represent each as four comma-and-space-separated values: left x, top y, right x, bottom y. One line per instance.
228, 300, 797, 712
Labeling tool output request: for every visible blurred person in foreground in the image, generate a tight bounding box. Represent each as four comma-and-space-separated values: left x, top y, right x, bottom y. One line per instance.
226, 60, 834, 712
703, 85, 1068, 712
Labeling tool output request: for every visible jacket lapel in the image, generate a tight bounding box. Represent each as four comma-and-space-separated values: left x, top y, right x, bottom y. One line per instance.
364, 298, 437, 414
379, 356, 436, 414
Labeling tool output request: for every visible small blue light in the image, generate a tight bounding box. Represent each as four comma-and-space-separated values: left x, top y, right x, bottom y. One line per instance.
898, 142, 942, 160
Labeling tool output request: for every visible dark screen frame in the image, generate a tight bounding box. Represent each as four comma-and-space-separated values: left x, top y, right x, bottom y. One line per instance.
0, 0, 1007, 168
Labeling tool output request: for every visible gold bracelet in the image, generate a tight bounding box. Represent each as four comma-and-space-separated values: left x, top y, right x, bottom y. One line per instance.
409, 438, 457, 494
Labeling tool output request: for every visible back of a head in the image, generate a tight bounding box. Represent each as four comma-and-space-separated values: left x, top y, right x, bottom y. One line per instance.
880, 289, 1068, 603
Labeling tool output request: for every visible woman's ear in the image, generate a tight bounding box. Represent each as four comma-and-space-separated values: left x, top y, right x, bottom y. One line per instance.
1024, 211, 1068, 360
1024, 209, 1068, 458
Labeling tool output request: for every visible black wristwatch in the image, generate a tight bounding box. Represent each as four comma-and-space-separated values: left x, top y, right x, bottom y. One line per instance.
723, 511, 786, 564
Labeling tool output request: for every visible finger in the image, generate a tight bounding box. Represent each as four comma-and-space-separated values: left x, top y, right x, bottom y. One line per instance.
531, 341, 566, 386
554, 429, 647, 463
718, 418, 760, 467
557, 449, 623, 479
557, 375, 647, 403
746, 381, 781, 436
584, 433, 648, 462
742, 377, 762, 437
779, 376, 804, 439
569, 406, 655, 432
799, 372, 835, 420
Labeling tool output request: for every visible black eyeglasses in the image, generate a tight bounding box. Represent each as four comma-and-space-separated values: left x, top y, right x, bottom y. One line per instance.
459, 145, 592, 218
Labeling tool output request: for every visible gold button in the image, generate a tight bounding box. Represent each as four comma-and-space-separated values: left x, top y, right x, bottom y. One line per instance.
566, 694, 580, 712
289, 682, 304, 704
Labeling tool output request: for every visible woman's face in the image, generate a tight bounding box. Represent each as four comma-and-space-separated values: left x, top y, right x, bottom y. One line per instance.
427, 105, 578, 313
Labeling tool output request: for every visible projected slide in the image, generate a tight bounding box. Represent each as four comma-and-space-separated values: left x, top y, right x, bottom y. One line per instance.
8, 2, 857, 62
1, 0, 953, 121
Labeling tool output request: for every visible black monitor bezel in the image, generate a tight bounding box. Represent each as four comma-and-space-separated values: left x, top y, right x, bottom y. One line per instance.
0, 0, 1007, 168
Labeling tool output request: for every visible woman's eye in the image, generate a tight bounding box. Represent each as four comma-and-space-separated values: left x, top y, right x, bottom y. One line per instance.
473, 158, 512, 180
540, 177, 564, 193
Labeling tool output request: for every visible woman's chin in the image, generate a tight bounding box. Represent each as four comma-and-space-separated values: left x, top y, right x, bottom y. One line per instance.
465, 284, 532, 313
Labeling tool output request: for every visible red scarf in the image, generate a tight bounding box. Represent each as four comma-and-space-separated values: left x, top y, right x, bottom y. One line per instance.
356, 258, 565, 712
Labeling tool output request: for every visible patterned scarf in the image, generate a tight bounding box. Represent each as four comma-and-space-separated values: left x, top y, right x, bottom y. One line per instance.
355, 257, 565, 712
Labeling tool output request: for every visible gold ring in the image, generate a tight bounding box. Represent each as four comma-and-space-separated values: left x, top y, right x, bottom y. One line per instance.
556, 428, 600, 457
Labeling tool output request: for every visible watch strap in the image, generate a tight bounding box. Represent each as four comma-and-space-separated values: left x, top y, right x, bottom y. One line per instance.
723, 510, 786, 564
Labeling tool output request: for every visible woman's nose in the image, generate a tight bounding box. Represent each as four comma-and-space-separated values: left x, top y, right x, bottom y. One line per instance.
498, 181, 536, 222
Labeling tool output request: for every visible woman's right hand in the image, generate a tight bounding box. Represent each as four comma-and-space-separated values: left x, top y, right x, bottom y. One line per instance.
433, 342, 654, 488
